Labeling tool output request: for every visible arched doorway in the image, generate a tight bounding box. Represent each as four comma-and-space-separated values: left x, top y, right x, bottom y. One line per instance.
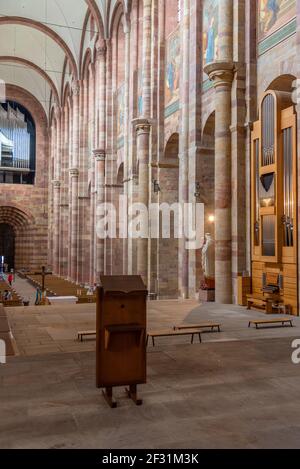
196, 112, 215, 291
0, 205, 35, 270
0, 223, 15, 271
158, 133, 179, 298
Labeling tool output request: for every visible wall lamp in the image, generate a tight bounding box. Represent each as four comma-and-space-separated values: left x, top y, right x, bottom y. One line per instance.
194, 182, 201, 199
153, 180, 161, 193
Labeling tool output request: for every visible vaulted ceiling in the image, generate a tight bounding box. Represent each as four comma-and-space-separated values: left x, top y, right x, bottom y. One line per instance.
0, 0, 129, 115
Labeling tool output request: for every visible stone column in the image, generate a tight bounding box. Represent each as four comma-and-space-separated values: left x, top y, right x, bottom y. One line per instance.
245, 0, 257, 273
69, 81, 80, 282
135, 120, 151, 285
70, 168, 79, 281
203, 65, 234, 304
123, 17, 131, 274
94, 42, 107, 280
142, 0, 152, 117
204, 0, 234, 304
52, 180, 61, 274
179, 0, 190, 299
96, 43, 107, 154
134, 0, 152, 287
93, 149, 106, 278
52, 109, 61, 273
231, 0, 247, 303
188, 0, 203, 296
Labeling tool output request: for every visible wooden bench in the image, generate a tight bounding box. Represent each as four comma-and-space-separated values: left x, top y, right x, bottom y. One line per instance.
147, 329, 202, 347
248, 318, 294, 329
247, 296, 273, 313
174, 322, 221, 333
77, 330, 96, 342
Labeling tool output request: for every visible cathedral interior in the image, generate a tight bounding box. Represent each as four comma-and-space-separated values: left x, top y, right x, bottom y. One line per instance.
0, 0, 300, 452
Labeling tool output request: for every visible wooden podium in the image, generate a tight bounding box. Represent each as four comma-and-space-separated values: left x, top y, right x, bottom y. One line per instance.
96, 275, 147, 408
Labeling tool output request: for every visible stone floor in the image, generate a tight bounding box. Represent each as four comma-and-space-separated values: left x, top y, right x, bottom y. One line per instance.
1, 300, 300, 448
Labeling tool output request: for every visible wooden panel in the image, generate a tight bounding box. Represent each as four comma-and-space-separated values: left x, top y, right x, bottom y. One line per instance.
237, 276, 251, 306
96, 276, 147, 389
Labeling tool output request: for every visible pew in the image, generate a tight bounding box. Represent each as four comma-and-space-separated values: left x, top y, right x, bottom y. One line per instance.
25, 273, 96, 304
147, 329, 203, 346
174, 322, 221, 332
248, 318, 294, 329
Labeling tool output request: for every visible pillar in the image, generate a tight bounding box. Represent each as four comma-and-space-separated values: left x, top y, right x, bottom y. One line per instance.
231, 0, 247, 303
70, 168, 79, 281
70, 81, 80, 282
178, 0, 190, 299
135, 120, 151, 285
52, 180, 61, 274
123, 17, 131, 274
204, 0, 234, 304
94, 42, 107, 280
135, 0, 152, 287
94, 150, 106, 278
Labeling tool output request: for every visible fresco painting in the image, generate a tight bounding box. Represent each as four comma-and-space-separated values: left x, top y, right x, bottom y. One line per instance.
258, 0, 296, 40
165, 29, 180, 108
203, 0, 219, 66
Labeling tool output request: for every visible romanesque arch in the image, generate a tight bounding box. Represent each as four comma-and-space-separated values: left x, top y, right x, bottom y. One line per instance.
196, 112, 215, 291
0, 205, 35, 270
157, 133, 180, 299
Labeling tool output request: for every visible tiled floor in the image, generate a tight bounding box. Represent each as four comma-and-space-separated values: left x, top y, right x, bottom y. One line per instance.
1, 300, 300, 448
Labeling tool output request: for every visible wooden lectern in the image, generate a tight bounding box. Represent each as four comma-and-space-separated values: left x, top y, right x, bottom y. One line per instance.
96, 275, 147, 408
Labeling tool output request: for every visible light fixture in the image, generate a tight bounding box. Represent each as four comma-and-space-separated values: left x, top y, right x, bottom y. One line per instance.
194, 182, 200, 199
208, 214, 215, 223
153, 180, 161, 193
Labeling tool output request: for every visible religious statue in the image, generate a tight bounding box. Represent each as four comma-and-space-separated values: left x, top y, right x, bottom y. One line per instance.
201, 233, 215, 290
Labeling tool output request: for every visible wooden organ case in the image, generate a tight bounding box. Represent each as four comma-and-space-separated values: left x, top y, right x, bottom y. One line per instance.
251, 90, 298, 315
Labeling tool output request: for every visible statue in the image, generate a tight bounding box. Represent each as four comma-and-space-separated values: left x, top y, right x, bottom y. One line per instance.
201, 233, 215, 290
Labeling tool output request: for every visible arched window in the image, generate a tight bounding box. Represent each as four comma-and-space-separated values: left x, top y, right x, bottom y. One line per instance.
0, 100, 36, 185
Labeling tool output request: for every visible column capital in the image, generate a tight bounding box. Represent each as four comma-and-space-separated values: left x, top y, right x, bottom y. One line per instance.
133, 118, 151, 136
69, 168, 79, 178
203, 61, 235, 88
52, 180, 61, 188
93, 149, 106, 161
96, 42, 107, 58
71, 80, 81, 96
244, 121, 254, 131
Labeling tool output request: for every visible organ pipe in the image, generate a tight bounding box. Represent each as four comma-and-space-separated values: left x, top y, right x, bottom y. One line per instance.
0, 103, 31, 169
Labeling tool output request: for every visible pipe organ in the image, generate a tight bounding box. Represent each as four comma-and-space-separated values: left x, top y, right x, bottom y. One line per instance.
251, 90, 298, 315
0, 104, 31, 169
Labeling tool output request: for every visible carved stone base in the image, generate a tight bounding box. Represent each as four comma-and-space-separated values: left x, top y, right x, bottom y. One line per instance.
198, 289, 215, 303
